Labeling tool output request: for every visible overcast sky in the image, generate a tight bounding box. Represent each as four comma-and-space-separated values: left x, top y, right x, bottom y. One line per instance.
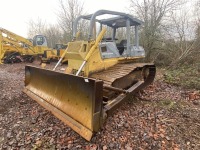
0, 0, 130, 37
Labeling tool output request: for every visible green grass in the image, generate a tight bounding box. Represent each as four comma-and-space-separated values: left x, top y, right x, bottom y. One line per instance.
156, 99, 177, 109
164, 65, 200, 90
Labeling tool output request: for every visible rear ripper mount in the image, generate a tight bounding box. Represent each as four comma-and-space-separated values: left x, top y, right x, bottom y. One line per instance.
24, 10, 156, 141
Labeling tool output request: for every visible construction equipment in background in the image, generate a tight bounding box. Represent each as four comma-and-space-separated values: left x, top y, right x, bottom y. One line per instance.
24, 10, 156, 141
41, 43, 67, 63
42, 32, 81, 64
0, 27, 49, 64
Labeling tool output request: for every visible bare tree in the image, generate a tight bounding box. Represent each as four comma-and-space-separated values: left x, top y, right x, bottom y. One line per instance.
27, 18, 64, 48
129, 0, 185, 61
194, 0, 200, 39
57, 0, 85, 42
161, 8, 198, 66
27, 18, 46, 38
27, 0, 86, 48
44, 24, 63, 48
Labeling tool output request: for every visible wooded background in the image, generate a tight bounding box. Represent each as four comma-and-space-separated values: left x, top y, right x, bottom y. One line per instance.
27, 0, 200, 67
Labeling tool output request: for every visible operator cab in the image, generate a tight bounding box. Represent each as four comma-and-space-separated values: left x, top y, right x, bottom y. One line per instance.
97, 16, 145, 59
33, 35, 48, 46
72, 11, 145, 59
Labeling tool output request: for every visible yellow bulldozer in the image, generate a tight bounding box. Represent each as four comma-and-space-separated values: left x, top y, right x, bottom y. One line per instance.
24, 10, 156, 141
41, 43, 67, 63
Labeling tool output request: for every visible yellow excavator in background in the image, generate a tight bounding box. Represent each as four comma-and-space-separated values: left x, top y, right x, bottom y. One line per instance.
0, 28, 68, 64
24, 10, 156, 141
0, 27, 49, 63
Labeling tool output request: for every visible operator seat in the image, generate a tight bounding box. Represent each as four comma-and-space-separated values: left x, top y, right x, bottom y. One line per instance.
117, 40, 127, 55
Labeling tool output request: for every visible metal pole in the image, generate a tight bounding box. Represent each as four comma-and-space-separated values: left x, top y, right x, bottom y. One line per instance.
53, 49, 68, 71
135, 25, 139, 48
112, 28, 116, 40
126, 19, 131, 56
53, 57, 63, 71
75, 61, 86, 76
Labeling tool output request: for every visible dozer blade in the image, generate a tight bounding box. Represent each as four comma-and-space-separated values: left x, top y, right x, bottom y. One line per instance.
23, 65, 103, 141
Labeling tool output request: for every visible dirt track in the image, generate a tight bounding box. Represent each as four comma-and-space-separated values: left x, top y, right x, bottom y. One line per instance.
0, 63, 200, 149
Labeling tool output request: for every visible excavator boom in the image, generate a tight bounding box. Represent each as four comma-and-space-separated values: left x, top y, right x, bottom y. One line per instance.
0, 27, 49, 64
0, 27, 33, 47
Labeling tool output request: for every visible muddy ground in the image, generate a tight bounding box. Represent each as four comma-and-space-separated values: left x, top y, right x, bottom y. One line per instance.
0, 63, 199, 149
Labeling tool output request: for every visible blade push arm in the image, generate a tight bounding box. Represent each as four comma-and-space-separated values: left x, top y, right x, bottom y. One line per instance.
76, 28, 106, 76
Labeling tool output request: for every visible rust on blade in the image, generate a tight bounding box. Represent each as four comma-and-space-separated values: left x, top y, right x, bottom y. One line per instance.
23, 63, 156, 141
23, 65, 103, 141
